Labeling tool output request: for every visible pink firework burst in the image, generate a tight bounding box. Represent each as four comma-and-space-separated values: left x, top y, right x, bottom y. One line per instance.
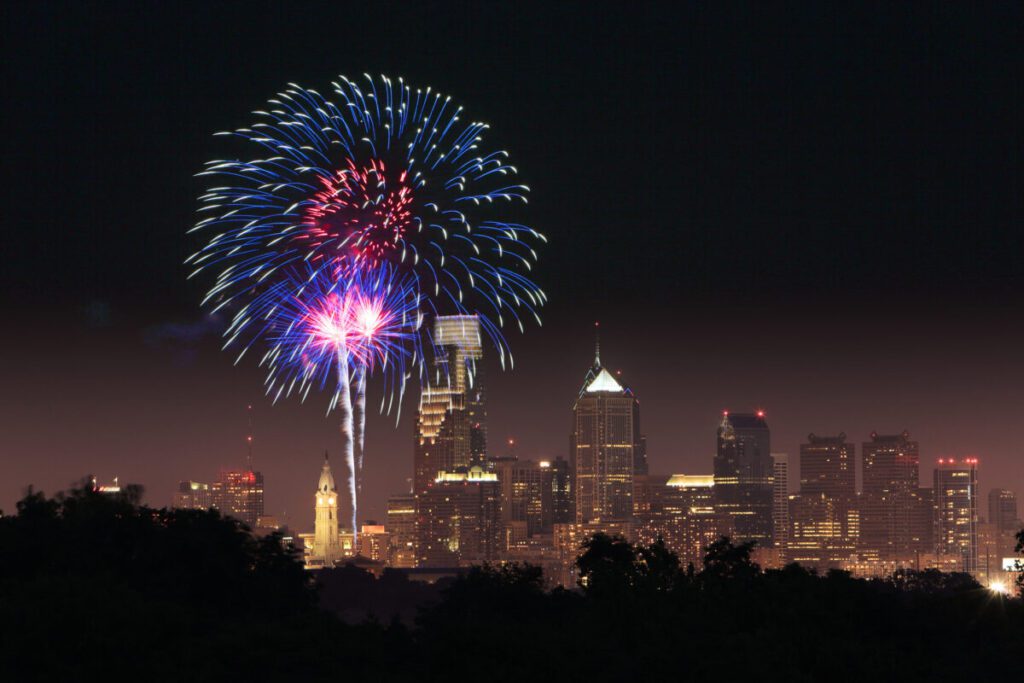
302, 159, 414, 266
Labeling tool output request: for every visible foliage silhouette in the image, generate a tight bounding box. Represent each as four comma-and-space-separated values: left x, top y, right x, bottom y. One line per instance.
2, 486, 1022, 682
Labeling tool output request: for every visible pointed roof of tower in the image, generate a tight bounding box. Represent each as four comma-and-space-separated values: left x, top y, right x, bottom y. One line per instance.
584, 368, 625, 394
577, 323, 630, 398
318, 451, 336, 493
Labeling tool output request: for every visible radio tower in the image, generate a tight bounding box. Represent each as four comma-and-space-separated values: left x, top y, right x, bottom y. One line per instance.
246, 404, 254, 472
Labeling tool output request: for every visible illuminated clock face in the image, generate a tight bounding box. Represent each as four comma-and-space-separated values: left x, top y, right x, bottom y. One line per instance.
328, 497, 335, 505
317, 496, 323, 505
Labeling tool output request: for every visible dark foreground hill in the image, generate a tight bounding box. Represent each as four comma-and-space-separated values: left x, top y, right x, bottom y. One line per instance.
1, 483, 1021, 682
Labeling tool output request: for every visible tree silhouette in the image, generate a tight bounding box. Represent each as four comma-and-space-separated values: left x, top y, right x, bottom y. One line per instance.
575, 532, 639, 596
1016, 528, 1024, 596
700, 536, 760, 583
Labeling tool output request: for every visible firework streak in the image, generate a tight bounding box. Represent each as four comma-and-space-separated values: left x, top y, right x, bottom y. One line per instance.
188, 75, 545, 540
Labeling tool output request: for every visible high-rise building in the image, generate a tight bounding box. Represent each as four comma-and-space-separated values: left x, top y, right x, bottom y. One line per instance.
211, 470, 264, 528
860, 431, 930, 561
174, 480, 211, 509
491, 457, 547, 537
772, 453, 789, 550
632, 473, 670, 518
357, 524, 390, 563
546, 456, 574, 526
415, 467, 502, 567
310, 454, 342, 568
386, 494, 417, 568
713, 411, 773, 546
933, 458, 979, 574
987, 487, 1020, 560
635, 435, 649, 476
572, 338, 641, 523
413, 315, 484, 494
666, 474, 718, 568
800, 433, 856, 499
786, 493, 860, 570
988, 488, 1018, 533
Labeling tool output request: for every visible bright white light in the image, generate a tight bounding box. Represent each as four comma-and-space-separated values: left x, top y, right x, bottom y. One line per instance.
988, 581, 1011, 596
585, 368, 624, 393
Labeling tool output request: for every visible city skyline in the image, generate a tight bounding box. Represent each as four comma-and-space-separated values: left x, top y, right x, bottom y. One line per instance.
3, 4, 1022, 679
3, 3, 1024, 532
4, 319, 1024, 530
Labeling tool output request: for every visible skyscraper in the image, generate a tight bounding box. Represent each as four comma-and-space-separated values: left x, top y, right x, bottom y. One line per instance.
546, 457, 574, 525
572, 337, 641, 523
860, 431, 930, 561
987, 488, 1020, 558
492, 457, 547, 537
800, 433, 856, 499
713, 411, 773, 546
787, 434, 859, 570
311, 454, 342, 568
988, 488, 1018, 533
415, 467, 502, 567
934, 458, 978, 574
413, 315, 484, 494
211, 470, 264, 528
772, 453, 789, 550
386, 494, 417, 568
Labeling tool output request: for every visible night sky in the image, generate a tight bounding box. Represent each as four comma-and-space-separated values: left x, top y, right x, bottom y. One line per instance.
3, 2, 1023, 526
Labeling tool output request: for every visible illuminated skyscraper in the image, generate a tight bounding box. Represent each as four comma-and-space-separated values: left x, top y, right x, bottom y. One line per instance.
572, 337, 641, 523
174, 481, 211, 510
386, 494, 417, 568
933, 458, 978, 574
713, 411, 773, 546
415, 467, 501, 567
786, 492, 860, 570
492, 457, 547, 537
211, 470, 264, 528
413, 315, 484, 494
771, 453, 789, 550
860, 431, 931, 561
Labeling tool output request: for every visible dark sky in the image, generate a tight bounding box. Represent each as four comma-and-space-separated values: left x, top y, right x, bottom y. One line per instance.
3, 2, 1023, 525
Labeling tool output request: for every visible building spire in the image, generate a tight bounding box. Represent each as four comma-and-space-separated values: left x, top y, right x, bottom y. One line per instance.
594, 321, 601, 367
246, 404, 254, 472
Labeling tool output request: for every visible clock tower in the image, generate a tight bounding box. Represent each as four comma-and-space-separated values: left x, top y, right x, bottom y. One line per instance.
312, 452, 342, 566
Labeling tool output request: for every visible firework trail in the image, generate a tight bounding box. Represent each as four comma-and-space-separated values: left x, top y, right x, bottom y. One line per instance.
236, 262, 422, 535
189, 74, 545, 538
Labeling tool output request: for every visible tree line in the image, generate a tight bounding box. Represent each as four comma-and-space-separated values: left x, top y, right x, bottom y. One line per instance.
1, 482, 1021, 681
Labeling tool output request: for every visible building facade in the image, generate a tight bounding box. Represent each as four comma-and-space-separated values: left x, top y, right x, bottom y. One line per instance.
211, 470, 264, 528
859, 431, 931, 561
933, 458, 978, 574
573, 344, 641, 523
800, 433, 856, 499
413, 315, 484, 495
386, 494, 418, 568
174, 480, 211, 510
415, 467, 502, 568
713, 411, 773, 546
772, 453, 789, 551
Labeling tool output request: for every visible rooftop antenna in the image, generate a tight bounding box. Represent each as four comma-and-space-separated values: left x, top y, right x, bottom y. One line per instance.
594, 320, 601, 367
246, 404, 254, 472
